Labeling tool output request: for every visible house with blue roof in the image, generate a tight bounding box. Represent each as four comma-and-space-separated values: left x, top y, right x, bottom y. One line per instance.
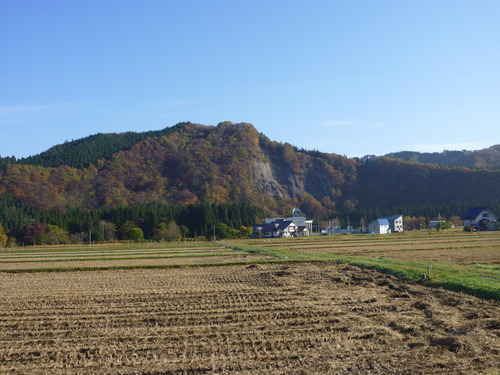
461, 207, 499, 231
368, 218, 391, 234
368, 214, 404, 234
380, 214, 404, 232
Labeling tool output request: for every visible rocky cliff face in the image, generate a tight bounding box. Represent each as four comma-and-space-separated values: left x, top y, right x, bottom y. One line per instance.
253, 159, 285, 199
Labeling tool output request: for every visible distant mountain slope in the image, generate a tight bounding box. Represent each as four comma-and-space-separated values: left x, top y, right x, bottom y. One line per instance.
0, 122, 498, 217
0, 122, 191, 169
384, 145, 500, 169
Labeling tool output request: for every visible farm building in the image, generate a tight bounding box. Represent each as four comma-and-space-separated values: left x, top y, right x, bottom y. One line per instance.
461, 207, 499, 231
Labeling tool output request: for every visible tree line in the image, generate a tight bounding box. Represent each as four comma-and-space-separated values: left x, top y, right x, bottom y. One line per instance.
383, 145, 500, 169
0, 196, 264, 246
318, 199, 500, 229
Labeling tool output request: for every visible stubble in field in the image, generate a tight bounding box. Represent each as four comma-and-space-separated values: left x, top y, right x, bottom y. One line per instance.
0, 262, 498, 374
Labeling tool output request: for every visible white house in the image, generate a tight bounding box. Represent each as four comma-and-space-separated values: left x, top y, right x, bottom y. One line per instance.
252, 219, 299, 238
461, 207, 499, 231
368, 219, 391, 234
263, 208, 313, 233
380, 214, 404, 232
368, 214, 403, 234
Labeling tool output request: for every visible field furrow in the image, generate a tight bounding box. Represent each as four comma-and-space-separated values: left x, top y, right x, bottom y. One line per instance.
0, 263, 498, 374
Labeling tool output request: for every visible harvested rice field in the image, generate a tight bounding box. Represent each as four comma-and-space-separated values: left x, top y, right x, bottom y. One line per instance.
0, 262, 498, 374
244, 231, 500, 265
1, 232, 499, 374
0, 242, 275, 271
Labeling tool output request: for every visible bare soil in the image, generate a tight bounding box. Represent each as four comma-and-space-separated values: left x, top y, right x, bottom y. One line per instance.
0, 262, 498, 374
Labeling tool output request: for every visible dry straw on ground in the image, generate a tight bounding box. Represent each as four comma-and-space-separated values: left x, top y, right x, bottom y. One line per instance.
1, 262, 498, 374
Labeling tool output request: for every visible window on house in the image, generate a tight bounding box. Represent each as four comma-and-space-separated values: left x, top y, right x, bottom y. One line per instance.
483, 213, 489, 217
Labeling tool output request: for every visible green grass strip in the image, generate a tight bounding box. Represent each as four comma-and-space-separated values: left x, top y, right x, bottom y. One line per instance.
329, 255, 499, 300
228, 241, 500, 301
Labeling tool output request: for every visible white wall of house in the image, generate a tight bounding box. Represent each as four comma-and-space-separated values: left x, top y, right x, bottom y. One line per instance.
392, 216, 404, 232
380, 215, 404, 232
368, 221, 391, 234
283, 223, 296, 237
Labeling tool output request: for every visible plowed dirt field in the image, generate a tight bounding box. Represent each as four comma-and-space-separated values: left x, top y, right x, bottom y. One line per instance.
1, 262, 498, 374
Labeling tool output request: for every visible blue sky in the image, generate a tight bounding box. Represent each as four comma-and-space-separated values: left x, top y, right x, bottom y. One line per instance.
1, 0, 499, 158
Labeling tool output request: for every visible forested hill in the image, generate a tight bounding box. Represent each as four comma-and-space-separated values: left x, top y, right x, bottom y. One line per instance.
0, 122, 499, 219
0, 122, 192, 169
383, 145, 500, 169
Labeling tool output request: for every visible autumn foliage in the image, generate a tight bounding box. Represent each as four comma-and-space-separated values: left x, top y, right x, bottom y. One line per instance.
0, 122, 499, 236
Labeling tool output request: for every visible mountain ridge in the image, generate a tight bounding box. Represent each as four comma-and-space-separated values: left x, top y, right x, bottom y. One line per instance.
0, 122, 192, 170
2, 122, 498, 170
0, 122, 498, 219
381, 145, 500, 169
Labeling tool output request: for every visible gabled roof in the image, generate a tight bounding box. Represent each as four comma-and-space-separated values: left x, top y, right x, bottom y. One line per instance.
461, 206, 492, 220
380, 214, 403, 221
370, 219, 390, 226
253, 219, 296, 232
271, 219, 296, 229
252, 223, 274, 233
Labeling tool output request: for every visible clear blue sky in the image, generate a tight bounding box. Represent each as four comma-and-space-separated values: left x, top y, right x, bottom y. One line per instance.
1, 0, 499, 158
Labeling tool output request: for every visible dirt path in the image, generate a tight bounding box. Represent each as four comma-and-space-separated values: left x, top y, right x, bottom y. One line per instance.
0, 262, 498, 374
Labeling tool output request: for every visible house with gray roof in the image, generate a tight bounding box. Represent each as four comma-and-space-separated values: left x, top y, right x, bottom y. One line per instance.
252, 208, 312, 238
252, 219, 299, 238
263, 208, 313, 232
